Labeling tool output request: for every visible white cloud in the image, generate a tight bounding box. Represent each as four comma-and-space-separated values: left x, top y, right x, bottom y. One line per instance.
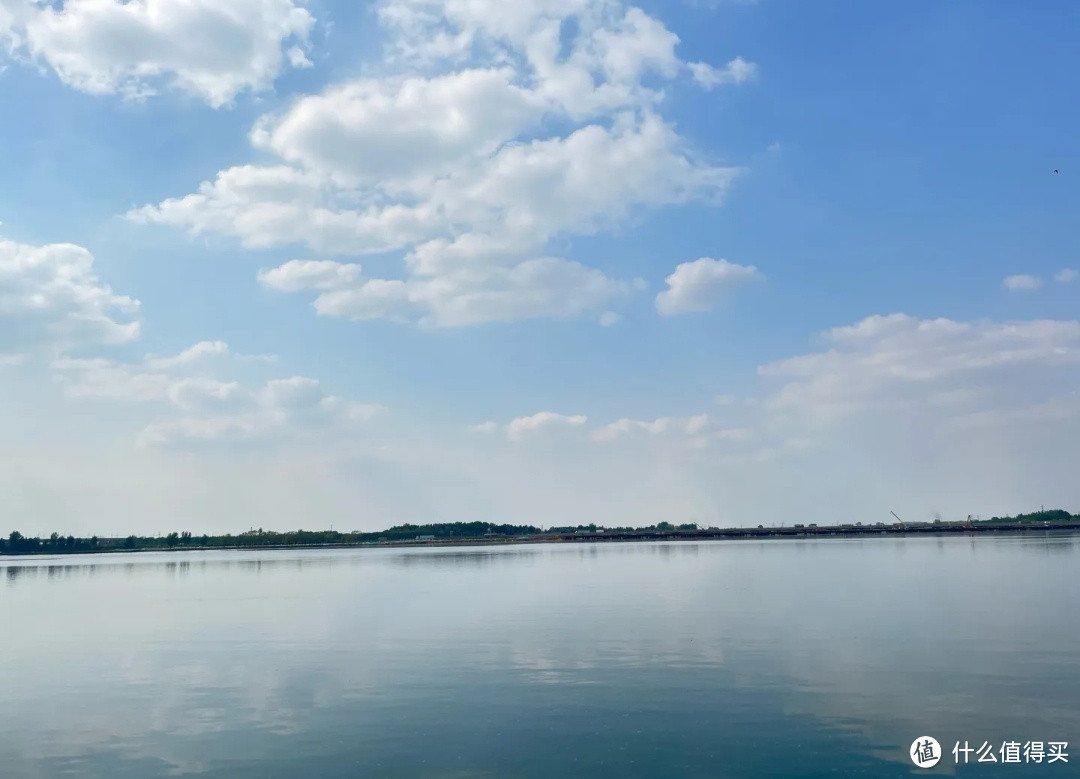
313, 278, 412, 323
655, 257, 761, 314
590, 413, 711, 441
598, 311, 620, 327
261, 255, 636, 328
132, 0, 750, 326
53, 350, 227, 407
1, 234, 378, 453
468, 310, 1078, 525
257, 260, 365, 292
1002, 273, 1040, 291
688, 56, 756, 89
52, 356, 173, 402
145, 340, 230, 370
1054, 268, 1077, 283
250, 68, 544, 187
496, 409, 750, 452
128, 164, 437, 255
51, 342, 384, 448
0, 236, 140, 354
1, 0, 314, 107
286, 45, 312, 69
505, 411, 588, 441
375, 1, 704, 116
136, 415, 265, 448
136, 113, 737, 261
760, 313, 1080, 425
8, 309, 1080, 533
592, 6, 681, 83
167, 376, 247, 412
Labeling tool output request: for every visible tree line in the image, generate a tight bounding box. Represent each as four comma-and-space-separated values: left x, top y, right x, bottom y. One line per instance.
2, 512, 1075, 556
982, 509, 1075, 524
2, 522, 544, 555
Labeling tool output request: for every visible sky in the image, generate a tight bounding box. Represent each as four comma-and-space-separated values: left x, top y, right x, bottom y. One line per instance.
0, 0, 1077, 536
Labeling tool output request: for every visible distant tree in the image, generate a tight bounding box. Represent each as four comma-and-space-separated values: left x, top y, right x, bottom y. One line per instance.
3, 531, 23, 553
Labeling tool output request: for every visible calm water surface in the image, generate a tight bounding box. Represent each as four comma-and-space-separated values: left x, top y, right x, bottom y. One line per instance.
1, 534, 1077, 778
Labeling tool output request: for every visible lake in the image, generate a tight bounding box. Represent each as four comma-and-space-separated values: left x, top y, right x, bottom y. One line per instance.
1, 534, 1077, 777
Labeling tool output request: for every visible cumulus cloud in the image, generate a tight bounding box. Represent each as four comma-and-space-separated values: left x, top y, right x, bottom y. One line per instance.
505, 411, 588, 441
476, 311, 1080, 473
471, 407, 755, 458
0, 236, 140, 355
12, 303, 1080, 532
249, 68, 545, 187
1054, 268, 1077, 284
590, 413, 711, 442
688, 56, 756, 89
1, 233, 378, 451
257, 260, 365, 292
470, 310, 1079, 519
52, 341, 384, 448
655, 257, 761, 314
1002, 273, 1040, 291
131, 0, 753, 326
759, 313, 1080, 425
261, 255, 636, 328
0, 0, 314, 106
136, 113, 735, 259
375, 0, 690, 115
488, 408, 750, 453
145, 340, 230, 370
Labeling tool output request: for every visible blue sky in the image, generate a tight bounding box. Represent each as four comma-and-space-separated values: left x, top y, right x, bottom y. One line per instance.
1, 0, 1077, 535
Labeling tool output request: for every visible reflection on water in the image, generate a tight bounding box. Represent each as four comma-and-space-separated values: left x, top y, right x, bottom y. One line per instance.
1, 534, 1078, 778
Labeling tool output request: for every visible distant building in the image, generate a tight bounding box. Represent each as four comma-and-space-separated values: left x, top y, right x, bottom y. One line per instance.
416, 535, 435, 541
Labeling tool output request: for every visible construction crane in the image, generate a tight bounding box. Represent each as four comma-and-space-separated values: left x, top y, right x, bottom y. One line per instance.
890, 511, 905, 529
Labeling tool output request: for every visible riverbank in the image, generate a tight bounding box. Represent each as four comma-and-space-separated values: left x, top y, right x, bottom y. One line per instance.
3, 519, 1078, 557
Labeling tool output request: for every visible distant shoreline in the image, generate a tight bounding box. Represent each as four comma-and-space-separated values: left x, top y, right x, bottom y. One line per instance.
3, 520, 1078, 558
